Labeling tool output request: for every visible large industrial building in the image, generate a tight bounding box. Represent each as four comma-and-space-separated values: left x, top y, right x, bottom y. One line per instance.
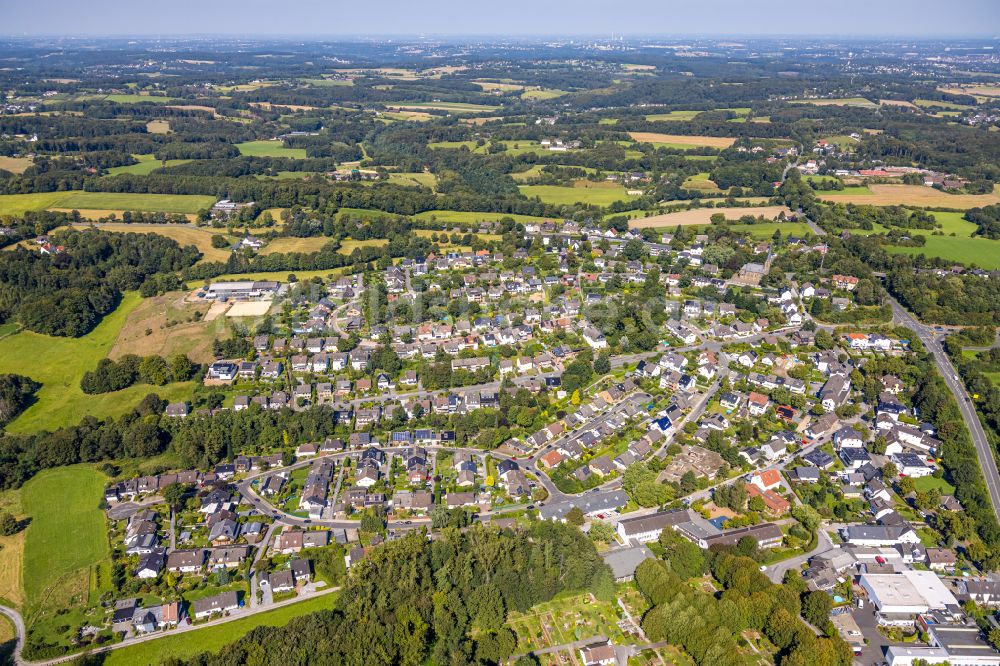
860, 570, 959, 616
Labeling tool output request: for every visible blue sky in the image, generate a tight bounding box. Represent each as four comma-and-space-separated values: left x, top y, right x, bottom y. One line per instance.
2, 0, 999, 37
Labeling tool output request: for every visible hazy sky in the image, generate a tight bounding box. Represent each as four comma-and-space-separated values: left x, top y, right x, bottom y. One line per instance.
2, 0, 999, 37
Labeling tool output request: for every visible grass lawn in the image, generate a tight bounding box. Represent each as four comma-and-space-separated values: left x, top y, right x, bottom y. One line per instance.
0, 292, 194, 432
914, 99, 973, 110
103, 592, 339, 666
520, 182, 638, 207
521, 88, 568, 100
512, 165, 545, 182
106, 154, 191, 176
235, 141, 307, 159
22, 465, 109, 611
912, 476, 956, 495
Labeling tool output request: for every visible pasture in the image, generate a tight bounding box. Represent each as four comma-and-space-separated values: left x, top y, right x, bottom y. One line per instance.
103, 94, 174, 104
235, 140, 308, 159
521, 88, 568, 100
0, 292, 194, 432
520, 182, 639, 207
107, 154, 190, 176
55, 192, 214, 214
627, 205, 794, 229
628, 132, 735, 148
22, 465, 109, 611
820, 184, 1000, 208
682, 172, 720, 192
387, 101, 500, 113
913, 99, 973, 110
886, 235, 1000, 270
103, 592, 339, 666
110, 291, 229, 363
146, 120, 170, 134
338, 238, 389, 254
387, 172, 437, 189
427, 140, 487, 153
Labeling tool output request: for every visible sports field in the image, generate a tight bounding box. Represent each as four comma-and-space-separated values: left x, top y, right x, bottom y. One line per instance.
520, 182, 639, 207
628, 132, 735, 148
0, 292, 193, 432
820, 184, 1000, 208
103, 592, 339, 666
235, 140, 308, 158
627, 205, 794, 228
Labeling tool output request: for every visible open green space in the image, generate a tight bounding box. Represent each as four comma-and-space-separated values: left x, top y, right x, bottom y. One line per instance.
389, 101, 499, 112
0, 191, 217, 215
427, 140, 487, 153
886, 234, 1000, 270
103, 592, 340, 666
0, 192, 75, 216
914, 99, 973, 110
106, 154, 192, 176
521, 89, 568, 100
646, 110, 701, 121
412, 210, 548, 224
912, 475, 957, 495
519, 183, 639, 207
235, 141, 308, 159
23, 465, 109, 609
689, 221, 812, 238
103, 94, 175, 104
387, 172, 437, 188
790, 97, 877, 108
0, 292, 194, 432
682, 172, 720, 192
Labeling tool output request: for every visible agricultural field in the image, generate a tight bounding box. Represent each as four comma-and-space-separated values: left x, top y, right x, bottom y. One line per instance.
109, 291, 230, 363
0, 156, 33, 174
820, 184, 1000, 207
103, 592, 340, 666
790, 97, 877, 107
520, 181, 639, 207
146, 119, 170, 134
106, 154, 191, 176
0, 192, 80, 216
913, 99, 974, 110
521, 88, 568, 100
260, 237, 335, 255
880, 100, 920, 110
102, 94, 175, 104
337, 238, 389, 254
646, 110, 701, 121
235, 140, 308, 158
627, 132, 735, 149
412, 210, 548, 224
13, 191, 216, 215
693, 221, 813, 238
0, 292, 194, 433
427, 140, 488, 153
386, 101, 499, 113
886, 235, 1000, 270
627, 205, 794, 229
682, 172, 720, 192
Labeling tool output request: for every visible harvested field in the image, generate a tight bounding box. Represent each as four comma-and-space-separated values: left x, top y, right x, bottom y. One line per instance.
0, 156, 33, 174
226, 301, 273, 317
628, 205, 794, 228
260, 237, 333, 255
820, 184, 1000, 208
0, 529, 25, 606
628, 132, 735, 148
110, 291, 228, 363
146, 119, 170, 133
938, 85, 1000, 98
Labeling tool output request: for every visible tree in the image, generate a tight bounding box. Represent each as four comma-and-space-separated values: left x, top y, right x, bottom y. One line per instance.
0, 511, 19, 536
588, 521, 616, 544
802, 590, 833, 628
593, 353, 611, 375
881, 461, 898, 480
161, 482, 189, 511
565, 506, 585, 526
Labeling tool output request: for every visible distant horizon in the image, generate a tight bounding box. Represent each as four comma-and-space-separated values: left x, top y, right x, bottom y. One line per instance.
3, 0, 999, 39
1, 33, 999, 41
